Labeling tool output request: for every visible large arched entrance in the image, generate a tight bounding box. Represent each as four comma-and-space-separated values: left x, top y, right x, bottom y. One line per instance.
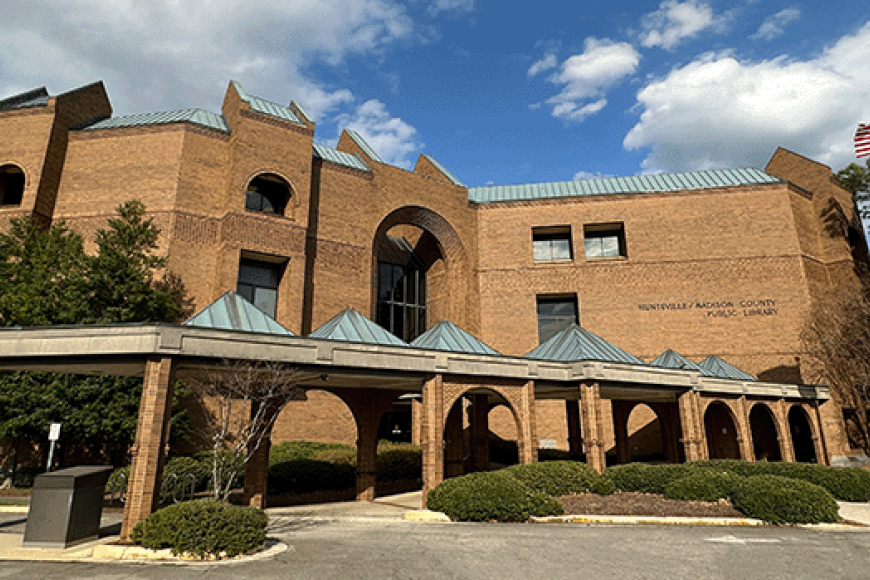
749, 403, 782, 461
704, 402, 741, 459
789, 406, 818, 463
371, 206, 470, 340
442, 389, 521, 477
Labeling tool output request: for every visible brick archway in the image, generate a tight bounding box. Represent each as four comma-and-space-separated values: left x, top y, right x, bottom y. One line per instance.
703, 401, 742, 459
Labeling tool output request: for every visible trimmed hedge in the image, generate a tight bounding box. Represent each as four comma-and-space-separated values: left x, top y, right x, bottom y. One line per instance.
130, 499, 268, 558
604, 463, 694, 494
376, 443, 422, 482
503, 461, 599, 496
268, 458, 355, 495
426, 471, 563, 522
664, 471, 740, 502
731, 475, 839, 524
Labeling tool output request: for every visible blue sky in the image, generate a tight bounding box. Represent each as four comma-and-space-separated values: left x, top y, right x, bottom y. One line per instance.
2, 1, 869, 187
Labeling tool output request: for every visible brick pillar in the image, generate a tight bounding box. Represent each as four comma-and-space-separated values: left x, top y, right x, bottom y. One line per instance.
612, 401, 631, 464
121, 356, 176, 542
421, 375, 445, 502
444, 402, 465, 478
243, 401, 281, 509
469, 394, 490, 472
737, 396, 755, 462
580, 381, 606, 473
518, 381, 538, 465
354, 393, 382, 502
776, 399, 796, 462
565, 400, 583, 455
677, 389, 704, 462
812, 401, 829, 465
411, 398, 422, 447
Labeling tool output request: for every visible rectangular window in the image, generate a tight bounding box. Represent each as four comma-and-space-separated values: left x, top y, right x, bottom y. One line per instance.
237, 258, 283, 318
536, 295, 579, 343
532, 226, 573, 262
584, 223, 626, 260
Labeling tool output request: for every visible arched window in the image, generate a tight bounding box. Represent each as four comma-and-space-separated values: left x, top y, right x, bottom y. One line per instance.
245, 174, 291, 216
0, 165, 25, 206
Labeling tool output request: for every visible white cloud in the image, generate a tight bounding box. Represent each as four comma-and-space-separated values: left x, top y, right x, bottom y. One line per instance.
573, 170, 614, 180
543, 38, 640, 122
624, 22, 870, 173
528, 53, 558, 77
427, 0, 474, 16
639, 1, 724, 50
0, 0, 414, 120
751, 7, 801, 41
337, 99, 421, 168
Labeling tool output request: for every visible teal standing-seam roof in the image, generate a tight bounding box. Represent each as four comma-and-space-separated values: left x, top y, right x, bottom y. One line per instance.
525, 324, 645, 365
411, 320, 500, 355
0, 87, 50, 112
420, 154, 464, 187
698, 356, 757, 381
291, 100, 314, 124
313, 144, 371, 173
79, 108, 230, 133
232, 81, 303, 126
650, 349, 705, 373
309, 308, 408, 347
182, 291, 294, 335
345, 129, 384, 163
468, 168, 782, 204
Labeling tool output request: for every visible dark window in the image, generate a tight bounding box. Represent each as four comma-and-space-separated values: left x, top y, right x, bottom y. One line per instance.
0, 165, 25, 206
536, 295, 579, 343
237, 258, 282, 318
532, 226, 573, 262
376, 237, 426, 342
245, 174, 291, 216
584, 223, 626, 259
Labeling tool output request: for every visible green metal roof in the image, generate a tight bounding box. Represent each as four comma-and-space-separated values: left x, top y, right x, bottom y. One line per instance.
698, 355, 757, 381
345, 129, 384, 163
468, 168, 782, 204
525, 324, 644, 365
232, 81, 303, 126
420, 154, 464, 187
309, 308, 408, 347
411, 320, 500, 355
183, 291, 294, 335
650, 349, 704, 373
80, 108, 230, 133
291, 100, 314, 124
313, 143, 371, 173
0, 87, 49, 112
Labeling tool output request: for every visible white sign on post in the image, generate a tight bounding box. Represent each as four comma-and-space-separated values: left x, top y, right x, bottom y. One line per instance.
48, 423, 61, 441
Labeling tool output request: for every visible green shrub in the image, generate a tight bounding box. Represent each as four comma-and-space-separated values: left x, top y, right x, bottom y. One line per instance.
664, 471, 740, 502
192, 450, 244, 492
731, 475, 839, 524
605, 463, 693, 494
590, 476, 615, 496
130, 499, 268, 558
503, 461, 599, 496
426, 471, 562, 522
268, 458, 355, 495
376, 443, 421, 482
161, 456, 212, 499
270, 441, 354, 464
106, 466, 130, 496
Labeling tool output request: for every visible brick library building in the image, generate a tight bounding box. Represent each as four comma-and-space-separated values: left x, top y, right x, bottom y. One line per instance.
1, 79, 867, 493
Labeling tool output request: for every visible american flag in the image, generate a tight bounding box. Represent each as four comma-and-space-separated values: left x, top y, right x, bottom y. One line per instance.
856, 124, 870, 158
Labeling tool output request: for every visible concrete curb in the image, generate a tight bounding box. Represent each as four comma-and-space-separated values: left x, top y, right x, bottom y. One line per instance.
531, 515, 766, 526
403, 509, 450, 522
90, 539, 289, 563
0, 506, 28, 514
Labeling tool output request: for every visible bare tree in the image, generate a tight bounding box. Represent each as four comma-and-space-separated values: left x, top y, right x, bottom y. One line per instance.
187, 360, 306, 502
802, 290, 870, 455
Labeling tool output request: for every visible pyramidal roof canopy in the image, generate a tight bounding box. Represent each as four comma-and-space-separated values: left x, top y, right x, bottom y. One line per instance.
650, 349, 704, 373
411, 320, 500, 356
309, 308, 407, 347
183, 291, 294, 335
698, 355, 757, 381
525, 324, 644, 365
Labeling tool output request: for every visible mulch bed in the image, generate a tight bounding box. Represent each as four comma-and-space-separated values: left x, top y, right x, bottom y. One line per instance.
558, 492, 746, 518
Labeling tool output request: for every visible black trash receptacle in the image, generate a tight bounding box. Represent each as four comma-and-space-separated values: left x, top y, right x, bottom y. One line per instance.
22, 465, 114, 549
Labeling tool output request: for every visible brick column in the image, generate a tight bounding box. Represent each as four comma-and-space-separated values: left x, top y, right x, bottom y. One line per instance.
444, 402, 465, 478
776, 399, 796, 462
243, 401, 281, 509
411, 398, 422, 447
565, 400, 583, 455
518, 381, 538, 465
121, 356, 176, 542
580, 381, 606, 473
421, 375, 445, 502
612, 401, 631, 464
737, 396, 755, 462
812, 401, 829, 465
677, 389, 704, 462
469, 394, 490, 472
